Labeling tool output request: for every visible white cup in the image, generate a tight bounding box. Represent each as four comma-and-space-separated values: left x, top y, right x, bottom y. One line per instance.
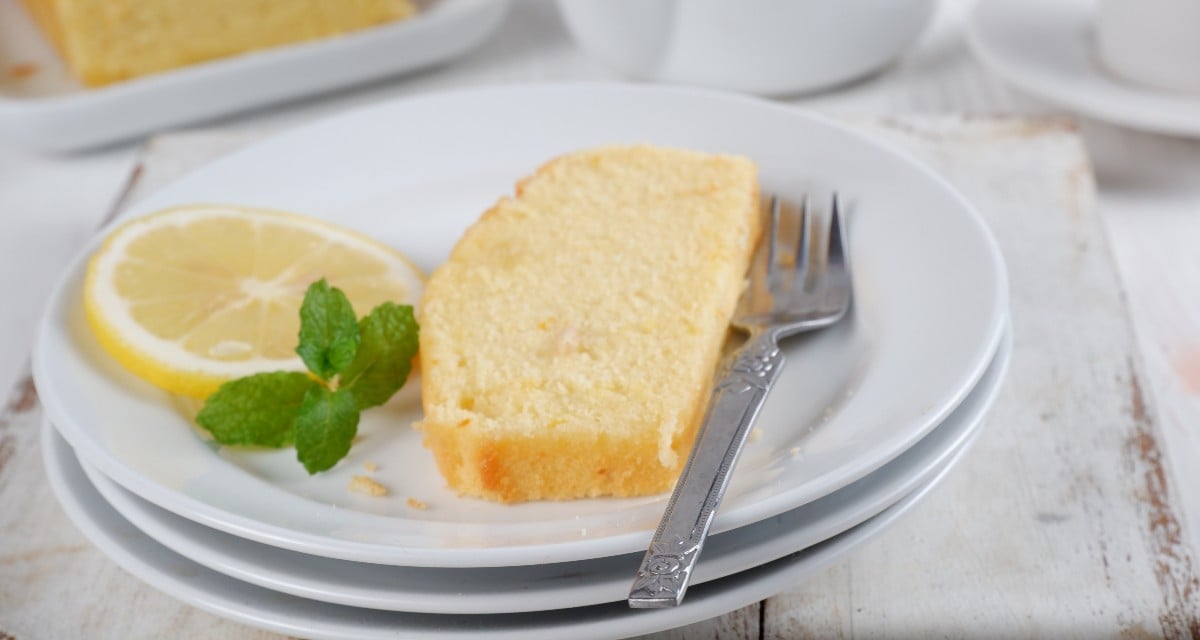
1095, 0, 1200, 95
555, 0, 937, 96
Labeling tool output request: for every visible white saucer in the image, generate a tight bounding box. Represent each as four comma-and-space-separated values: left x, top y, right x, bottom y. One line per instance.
967, 0, 1200, 138
44, 420, 956, 640
68, 326, 1009, 614
33, 83, 1008, 567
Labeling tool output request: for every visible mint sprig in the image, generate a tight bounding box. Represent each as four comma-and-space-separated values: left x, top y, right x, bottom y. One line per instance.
341, 302, 418, 410
296, 279, 360, 381
195, 279, 419, 474
294, 385, 360, 474
195, 371, 315, 447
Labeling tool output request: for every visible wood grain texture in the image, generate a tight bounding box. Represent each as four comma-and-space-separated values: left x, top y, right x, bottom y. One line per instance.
762, 117, 1200, 639
1085, 130, 1200, 633
634, 604, 760, 640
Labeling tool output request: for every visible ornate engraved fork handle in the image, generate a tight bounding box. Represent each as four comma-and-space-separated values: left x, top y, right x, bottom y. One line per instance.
628, 330, 785, 608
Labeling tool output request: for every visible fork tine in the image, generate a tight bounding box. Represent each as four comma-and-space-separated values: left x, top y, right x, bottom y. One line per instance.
765, 195, 781, 287
822, 193, 853, 312
795, 195, 811, 292
782, 195, 812, 302
828, 193, 846, 270
743, 195, 782, 316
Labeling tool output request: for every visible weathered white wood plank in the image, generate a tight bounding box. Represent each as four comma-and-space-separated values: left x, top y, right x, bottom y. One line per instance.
1084, 127, 1200, 589
634, 604, 760, 640
764, 117, 1200, 638
0, 133, 291, 640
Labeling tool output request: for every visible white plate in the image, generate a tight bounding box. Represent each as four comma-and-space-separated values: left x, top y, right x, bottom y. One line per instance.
33, 84, 1008, 567
44, 421, 949, 640
73, 327, 1009, 614
966, 0, 1200, 138
0, 0, 509, 152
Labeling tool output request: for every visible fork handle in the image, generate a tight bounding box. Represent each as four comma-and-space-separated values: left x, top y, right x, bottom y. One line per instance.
628, 331, 784, 608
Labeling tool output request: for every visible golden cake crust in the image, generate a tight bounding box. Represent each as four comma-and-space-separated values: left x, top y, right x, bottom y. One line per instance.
19, 0, 416, 86
416, 145, 761, 503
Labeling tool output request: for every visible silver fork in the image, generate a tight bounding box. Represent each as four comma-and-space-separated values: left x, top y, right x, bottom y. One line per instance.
628, 193, 853, 608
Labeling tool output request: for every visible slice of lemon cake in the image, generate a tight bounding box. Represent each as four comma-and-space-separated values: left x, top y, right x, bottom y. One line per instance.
416, 145, 761, 502
19, 0, 416, 86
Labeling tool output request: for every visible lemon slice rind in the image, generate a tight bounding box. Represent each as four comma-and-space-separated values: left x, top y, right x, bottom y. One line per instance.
84, 205, 423, 398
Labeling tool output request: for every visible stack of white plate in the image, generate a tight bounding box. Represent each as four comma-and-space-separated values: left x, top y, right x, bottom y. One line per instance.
33, 85, 1010, 640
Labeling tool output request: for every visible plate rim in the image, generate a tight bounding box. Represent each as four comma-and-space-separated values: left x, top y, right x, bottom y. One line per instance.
32, 82, 1010, 566
966, 0, 1200, 138
66, 323, 1010, 613
42, 416, 948, 640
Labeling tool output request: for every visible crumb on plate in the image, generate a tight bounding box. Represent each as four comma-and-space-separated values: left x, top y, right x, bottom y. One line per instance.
748, 427, 763, 443
407, 497, 428, 510
349, 475, 388, 497
363, 460, 379, 473
8, 62, 37, 78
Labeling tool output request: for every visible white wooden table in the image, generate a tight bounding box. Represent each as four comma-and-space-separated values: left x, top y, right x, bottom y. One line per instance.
4, 2, 1200, 637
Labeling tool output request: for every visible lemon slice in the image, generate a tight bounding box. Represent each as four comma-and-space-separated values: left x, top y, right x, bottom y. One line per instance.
84, 205, 423, 398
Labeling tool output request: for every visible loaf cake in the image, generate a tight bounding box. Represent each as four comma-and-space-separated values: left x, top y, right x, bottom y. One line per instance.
18, 0, 416, 86
416, 145, 761, 502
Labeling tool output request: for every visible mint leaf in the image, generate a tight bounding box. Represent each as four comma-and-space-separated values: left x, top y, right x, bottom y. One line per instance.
294, 385, 360, 474
341, 303, 419, 410
196, 372, 317, 447
193, 278, 419, 474
296, 279, 360, 381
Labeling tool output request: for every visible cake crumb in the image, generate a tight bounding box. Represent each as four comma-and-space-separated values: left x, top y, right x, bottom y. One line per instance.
407, 497, 428, 510
8, 62, 37, 78
748, 428, 763, 443
348, 475, 388, 497
789, 447, 801, 458
363, 460, 379, 473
